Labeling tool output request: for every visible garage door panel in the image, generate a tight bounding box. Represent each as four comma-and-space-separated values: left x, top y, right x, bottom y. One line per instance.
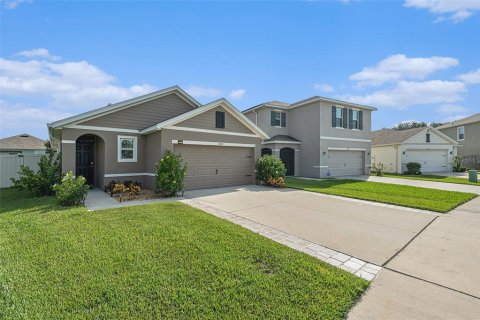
174, 144, 254, 190
328, 150, 365, 177
405, 149, 448, 172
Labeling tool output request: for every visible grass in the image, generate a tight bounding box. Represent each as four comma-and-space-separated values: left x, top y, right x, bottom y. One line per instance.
380, 173, 480, 186
0, 188, 368, 320
286, 177, 477, 213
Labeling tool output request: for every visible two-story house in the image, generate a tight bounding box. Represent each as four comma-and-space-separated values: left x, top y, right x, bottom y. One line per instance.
243, 97, 377, 178
438, 113, 480, 169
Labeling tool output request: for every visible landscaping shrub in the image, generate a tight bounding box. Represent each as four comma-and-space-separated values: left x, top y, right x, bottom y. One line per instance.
405, 162, 422, 175
155, 150, 188, 196
458, 167, 467, 173
53, 171, 89, 206
255, 155, 286, 186
111, 182, 141, 201
267, 176, 285, 187
372, 162, 384, 177
453, 156, 463, 172
11, 141, 62, 196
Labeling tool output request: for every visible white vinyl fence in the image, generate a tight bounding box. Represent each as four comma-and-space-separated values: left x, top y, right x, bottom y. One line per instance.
0, 155, 43, 188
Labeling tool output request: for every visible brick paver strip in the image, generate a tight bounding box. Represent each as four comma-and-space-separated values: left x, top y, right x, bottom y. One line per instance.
182, 198, 382, 281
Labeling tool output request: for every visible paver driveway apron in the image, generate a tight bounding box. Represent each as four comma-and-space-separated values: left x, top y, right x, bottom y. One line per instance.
184, 185, 436, 266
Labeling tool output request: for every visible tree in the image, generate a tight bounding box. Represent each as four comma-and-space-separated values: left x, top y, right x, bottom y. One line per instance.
393, 121, 443, 130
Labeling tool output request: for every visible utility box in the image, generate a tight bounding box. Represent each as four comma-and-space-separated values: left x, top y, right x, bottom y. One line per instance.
469, 170, 478, 183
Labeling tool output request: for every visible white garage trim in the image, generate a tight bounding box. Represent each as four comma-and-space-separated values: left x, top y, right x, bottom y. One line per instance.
61, 140, 76, 144
314, 165, 329, 168
171, 140, 255, 148
321, 136, 371, 142
328, 147, 367, 151
104, 173, 155, 177
165, 125, 259, 138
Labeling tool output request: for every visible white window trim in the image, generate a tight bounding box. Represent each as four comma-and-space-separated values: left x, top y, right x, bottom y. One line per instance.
457, 126, 465, 141
272, 111, 285, 127
117, 135, 138, 162
335, 107, 344, 128
351, 109, 360, 130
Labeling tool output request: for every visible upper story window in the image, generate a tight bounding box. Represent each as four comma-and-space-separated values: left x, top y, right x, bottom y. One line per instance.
336, 108, 344, 127
351, 110, 359, 129
457, 126, 465, 140
271, 111, 286, 127
215, 111, 225, 128
118, 135, 137, 162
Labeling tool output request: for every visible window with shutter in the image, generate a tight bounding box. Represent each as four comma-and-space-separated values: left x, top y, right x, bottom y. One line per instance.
271, 111, 282, 127
332, 106, 336, 127
359, 111, 364, 130
281, 112, 286, 127
342, 108, 348, 128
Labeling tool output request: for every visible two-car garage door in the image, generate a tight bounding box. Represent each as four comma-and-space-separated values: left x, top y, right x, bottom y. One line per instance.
405, 149, 448, 172
174, 144, 255, 190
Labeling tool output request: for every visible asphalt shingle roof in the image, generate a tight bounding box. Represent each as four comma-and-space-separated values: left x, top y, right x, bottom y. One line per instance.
263, 135, 301, 143
371, 127, 426, 146
437, 113, 480, 129
0, 134, 46, 151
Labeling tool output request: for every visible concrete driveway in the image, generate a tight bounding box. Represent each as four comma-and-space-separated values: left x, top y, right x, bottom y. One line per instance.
185, 185, 435, 266
184, 185, 480, 319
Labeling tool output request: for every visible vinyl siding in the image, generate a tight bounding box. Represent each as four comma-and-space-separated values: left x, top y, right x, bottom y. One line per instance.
79, 93, 195, 130
176, 106, 252, 134
439, 122, 480, 157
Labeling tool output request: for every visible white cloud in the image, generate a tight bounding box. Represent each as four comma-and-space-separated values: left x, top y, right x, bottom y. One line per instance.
228, 89, 246, 100
0, 100, 72, 139
405, 0, 480, 22
0, 57, 156, 108
343, 80, 466, 109
350, 54, 459, 86
442, 114, 470, 122
185, 85, 222, 98
435, 104, 469, 114
458, 68, 480, 84
15, 48, 59, 61
1, 0, 31, 9
313, 83, 334, 92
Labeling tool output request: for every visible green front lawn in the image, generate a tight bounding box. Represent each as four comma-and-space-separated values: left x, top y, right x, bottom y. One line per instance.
0, 188, 368, 319
286, 177, 476, 213
380, 173, 480, 186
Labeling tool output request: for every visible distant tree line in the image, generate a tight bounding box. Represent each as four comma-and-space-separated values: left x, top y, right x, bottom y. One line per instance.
393, 121, 444, 130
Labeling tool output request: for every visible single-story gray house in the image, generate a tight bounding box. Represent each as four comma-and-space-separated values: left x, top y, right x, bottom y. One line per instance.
48, 86, 268, 190
371, 127, 459, 173
242, 97, 377, 178
0, 134, 46, 156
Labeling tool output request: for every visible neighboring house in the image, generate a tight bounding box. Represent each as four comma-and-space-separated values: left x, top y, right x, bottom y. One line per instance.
48, 86, 268, 190
371, 127, 459, 173
437, 113, 480, 169
0, 134, 46, 156
242, 97, 377, 178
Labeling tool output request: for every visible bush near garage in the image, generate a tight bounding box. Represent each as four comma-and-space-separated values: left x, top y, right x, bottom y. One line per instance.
255, 155, 286, 187
405, 162, 422, 175
155, 150, 188, 196
53, 171, 89, 206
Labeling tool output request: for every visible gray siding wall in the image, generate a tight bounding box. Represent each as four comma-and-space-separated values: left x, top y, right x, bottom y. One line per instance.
79, 93, 195, 130
177, 106, 251, 134
246, 107, 289, 138
440, 123, 480, 157
288, 101, 321, 178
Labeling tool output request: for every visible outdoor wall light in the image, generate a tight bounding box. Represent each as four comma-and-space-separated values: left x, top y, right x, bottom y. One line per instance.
403, 151, 406, 155
450, 151, 453, 155
323, 151, 327, 155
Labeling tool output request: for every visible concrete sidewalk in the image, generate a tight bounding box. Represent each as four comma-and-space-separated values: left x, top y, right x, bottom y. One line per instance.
343, 175, 480, 195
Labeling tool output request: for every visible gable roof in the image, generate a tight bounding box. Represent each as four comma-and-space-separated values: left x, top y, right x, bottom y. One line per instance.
48, 86, 201, 129
262, 135, 301, 144
141, 98, 269, 139
0, 134, 46, 150
372, 127, 458, 146
242, 96, 377, 114
437, 113, 480, 129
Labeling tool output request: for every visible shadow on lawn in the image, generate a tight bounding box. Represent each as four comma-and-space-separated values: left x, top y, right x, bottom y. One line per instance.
286, 178, 365, 189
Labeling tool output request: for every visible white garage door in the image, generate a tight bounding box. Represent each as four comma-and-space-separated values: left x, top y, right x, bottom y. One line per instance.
327, 150, 365, 177
405, 149, 448, 172
174, 144, 255, 190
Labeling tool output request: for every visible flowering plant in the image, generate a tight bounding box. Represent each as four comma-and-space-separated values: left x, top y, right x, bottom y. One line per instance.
155, 150, 187, 196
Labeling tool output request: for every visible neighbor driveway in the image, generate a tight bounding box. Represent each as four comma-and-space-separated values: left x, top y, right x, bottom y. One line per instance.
184, 185, 480, 319
343, 175, 480, 195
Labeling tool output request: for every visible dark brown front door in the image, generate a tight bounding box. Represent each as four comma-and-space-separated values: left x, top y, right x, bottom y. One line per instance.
280, 147, 295, 176
76, 136, 95, 185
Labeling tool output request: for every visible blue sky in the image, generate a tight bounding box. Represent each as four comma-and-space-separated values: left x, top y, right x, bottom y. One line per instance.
1, 0, 479, 139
